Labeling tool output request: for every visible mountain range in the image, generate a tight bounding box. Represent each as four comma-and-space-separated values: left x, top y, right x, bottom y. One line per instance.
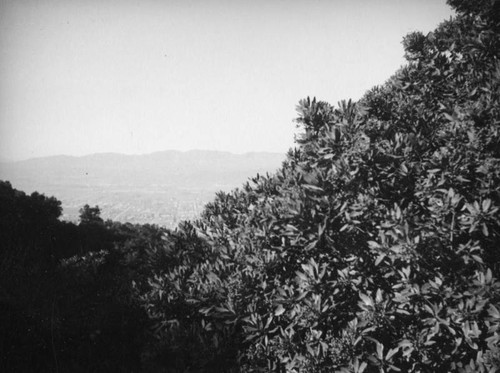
0, 150, 285, 227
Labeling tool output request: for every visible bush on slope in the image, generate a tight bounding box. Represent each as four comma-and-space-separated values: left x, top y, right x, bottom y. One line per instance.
140, 1, 500, 372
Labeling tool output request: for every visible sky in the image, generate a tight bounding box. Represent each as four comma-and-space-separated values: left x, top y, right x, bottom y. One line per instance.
0, 0, 454, 162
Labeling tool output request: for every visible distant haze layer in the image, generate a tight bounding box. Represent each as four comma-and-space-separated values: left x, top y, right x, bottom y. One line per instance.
0, 150, 284, 227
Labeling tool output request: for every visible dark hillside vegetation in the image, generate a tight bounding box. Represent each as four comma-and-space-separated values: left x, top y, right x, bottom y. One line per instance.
1, 0, 500, 371
0, 181, 166, 372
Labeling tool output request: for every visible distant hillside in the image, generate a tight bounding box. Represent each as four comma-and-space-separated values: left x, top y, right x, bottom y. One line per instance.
0, 150, 284, 227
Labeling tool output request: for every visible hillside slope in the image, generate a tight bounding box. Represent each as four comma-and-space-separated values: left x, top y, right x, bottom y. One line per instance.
139, 2, 500, 372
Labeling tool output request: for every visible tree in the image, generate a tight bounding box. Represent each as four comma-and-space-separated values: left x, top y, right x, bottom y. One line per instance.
79, 204, 103, 225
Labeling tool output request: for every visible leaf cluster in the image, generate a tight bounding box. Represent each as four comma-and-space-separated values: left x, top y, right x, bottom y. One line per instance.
139, 2, 500, 372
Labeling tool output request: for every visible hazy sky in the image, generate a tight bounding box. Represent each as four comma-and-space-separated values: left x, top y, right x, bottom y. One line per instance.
0, 0, 454, 161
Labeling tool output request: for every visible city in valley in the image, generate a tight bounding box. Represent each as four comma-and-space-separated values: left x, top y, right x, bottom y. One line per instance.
55, 184, 231, 228
0, 150, 284, 228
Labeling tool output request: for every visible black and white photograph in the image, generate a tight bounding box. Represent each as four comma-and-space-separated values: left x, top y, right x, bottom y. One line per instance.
1, 0, 499, 371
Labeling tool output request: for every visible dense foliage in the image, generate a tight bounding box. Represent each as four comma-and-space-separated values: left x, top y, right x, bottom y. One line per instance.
2, 0, 500, 371
0, 180, 166, 372
139, 1, 500, 372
